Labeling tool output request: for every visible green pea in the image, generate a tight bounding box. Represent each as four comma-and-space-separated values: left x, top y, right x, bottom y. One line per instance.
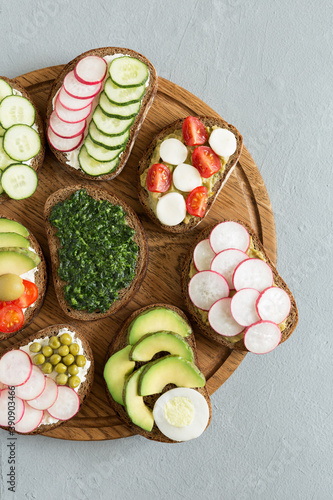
63, 354, 75, 366
41, 362, 53, 375
58, 345, 69, 357
55, 363, 67, 374
49, 336, 61, 349
69, 343, 80, 356
75, 355, 86, 368
33, 354, 45, 366
68, 364, 79, 376
60, 333, 72, 346
56, 374, 68, 386
50, 354, 61, 366
68, 376, 80, 389
29, 342, 41, 353
42, 345, 53, 358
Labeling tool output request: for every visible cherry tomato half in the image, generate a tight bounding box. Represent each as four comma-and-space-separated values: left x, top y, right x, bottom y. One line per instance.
186, 186, 208, 218
146, 163, 172, 193
192, 146, 221, 178
12, 280, 38, 308
0, 304, 24, 333
182, 116, 208, 146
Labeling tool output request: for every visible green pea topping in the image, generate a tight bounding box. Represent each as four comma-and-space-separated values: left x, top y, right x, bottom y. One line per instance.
56, 374, 68, 386
68, 376, 81, 389
55, 363, 67, 374
63, 354, 75, 366
69, 343, 80, 356
29, 342, 42, 353
50, 354, 61, 366
33, 354, 45, 365
42, 345, 53, 358
75, 355, 86, 368
49, 336, 61, 349
42, 362, 53, 374
60, 333, 72, 346
58, 345, 69, 357
68, 364, 79, 376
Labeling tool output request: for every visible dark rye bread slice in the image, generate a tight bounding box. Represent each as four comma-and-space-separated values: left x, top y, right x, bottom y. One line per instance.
0, 217, 47, 342
0, 324, 94, 435
137, 116, 243, 233
45, 47, 158, 181
44, 185, 148, 321
0, 76, 45, 204
104, 303, 211, 443
181, 219, 298, 351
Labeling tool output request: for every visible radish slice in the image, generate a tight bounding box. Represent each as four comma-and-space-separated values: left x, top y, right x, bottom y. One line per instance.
233, 258, 274, 292
208, 297, 244, 337
48, 127, 83, 152
74, 55, 107, 85
210, 221, 250, 254
230, 288, 260, 326
0, 382, 8, 391
193, 239, 216, 271
14, 403, 43, 434
156, 192, 186, 226
0, 350, 32, 386
173, 163, 202, 192
28, 378, 58, 411
55, 96, 92, 123
0, 389, 25, 426
15, 365, 46, 401
188, 270, 229, 311
256, 287, 291, 324
211, 248, 248, 288
49, 111, 86, 139
63, 70, 102, 99
58, 87, 94, 111
209, 128, 237, 157
159, 138, 188, 165
244, 321, 281, 354
48, 386, 80, 421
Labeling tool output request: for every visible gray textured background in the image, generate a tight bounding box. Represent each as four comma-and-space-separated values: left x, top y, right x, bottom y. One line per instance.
1, 1, 332, 499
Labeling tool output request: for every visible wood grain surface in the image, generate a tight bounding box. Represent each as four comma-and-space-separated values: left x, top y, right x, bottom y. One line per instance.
0, 65, 276, 441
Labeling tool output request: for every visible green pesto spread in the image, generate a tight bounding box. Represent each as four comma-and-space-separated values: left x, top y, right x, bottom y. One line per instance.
49, 189, 139, 313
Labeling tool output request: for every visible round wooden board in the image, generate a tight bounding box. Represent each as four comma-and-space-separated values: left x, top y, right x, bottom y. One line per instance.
0, 65, 276, 441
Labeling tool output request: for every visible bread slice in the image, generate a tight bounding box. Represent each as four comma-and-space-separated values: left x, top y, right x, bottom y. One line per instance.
45, 47, 158, 181
181, 219, 298, 351
0, 324, 94, 435
44, 185, 148, 321
104, 303, 212, 443
137, 116, 243, 233
0, 76, 45, 204
0, 217, 47, 342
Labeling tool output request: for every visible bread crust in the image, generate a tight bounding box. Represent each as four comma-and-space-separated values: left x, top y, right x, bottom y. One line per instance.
44, 185, 148, 320
137, 116, 243, 233
45, 47, 158, 181
181, 219, 298, 351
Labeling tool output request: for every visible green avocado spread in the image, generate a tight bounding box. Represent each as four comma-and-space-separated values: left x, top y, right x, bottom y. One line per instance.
49, 189, 139, 313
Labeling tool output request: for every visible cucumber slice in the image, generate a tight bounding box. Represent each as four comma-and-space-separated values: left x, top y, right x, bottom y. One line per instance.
104, 78, 145, 105
89, 122, 129, 150
0, 138, 16, 170
109, 57, 148, 87
3, 125, 41, 161
1, 164, 38, 199
0, 79, 13, 103
0, 125, 6, 136
92, 106, 134, 136
0, 95, 35, 129
99, 92, 140, 119
78, 145, 119, 176
84, 135, 123, 162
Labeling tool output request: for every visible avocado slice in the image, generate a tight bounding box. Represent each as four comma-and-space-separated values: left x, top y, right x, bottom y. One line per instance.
129, 331, 194, 362
0, 249, 38, 275
123, 365, 154, 431
127, 307, 192, 345
104, 345, 135, 405
0, 232, 30, 249
0, 218, 29, 238
139, 356, 206, 396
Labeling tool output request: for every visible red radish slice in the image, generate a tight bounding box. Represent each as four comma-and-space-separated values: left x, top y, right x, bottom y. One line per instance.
55, 96, 92, 123
48, 386, 80, 421
14, 403, 43, 434
48, 127, 83, 152
208, 297, 244, 337
63, 70, 102, 99
256, 287, 291, 324
244, 321, 281, 354
210, 221, 250, 254
74, 55, 107, 85
188, 270, 229, 311
28, 378, 58, 411
233, 258, 274, 292
49, 111, 86, 139
230, 288, 260, 326
0, 389, 25, 426
211, 248, 248, 288
0, 382, 7, 390
0, 350, 32, 386
193, 239, 216, 271
58, 87, 94, 111
15, 365, 46, 401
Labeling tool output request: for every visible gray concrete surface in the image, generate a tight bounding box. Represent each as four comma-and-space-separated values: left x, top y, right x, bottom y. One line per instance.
0, 1, 332, 499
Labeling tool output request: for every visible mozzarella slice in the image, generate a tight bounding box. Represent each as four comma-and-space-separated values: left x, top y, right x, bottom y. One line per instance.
159, 138, 188, 165
156, 192, 186, 226
209, 128, 237, 157
173, 163, 202, 192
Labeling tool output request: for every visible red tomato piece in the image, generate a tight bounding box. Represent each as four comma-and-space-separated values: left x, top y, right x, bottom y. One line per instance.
192, 146, 221, 178
186, 186, 208, 218
146, 163, 171, 193
12, 280, 38, 308
182, 117, 208, 146
0, 304, 24, 333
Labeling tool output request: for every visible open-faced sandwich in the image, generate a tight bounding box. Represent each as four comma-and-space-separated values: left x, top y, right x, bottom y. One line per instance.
46, 47, 158, 180
138, 116, 243, 232
0, 324, 94, 434
0, 217, 47, 341
44, 185, 148, 321
104, 304, 211, 443
181, 220, 298, 353
0, 77, 45, 201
